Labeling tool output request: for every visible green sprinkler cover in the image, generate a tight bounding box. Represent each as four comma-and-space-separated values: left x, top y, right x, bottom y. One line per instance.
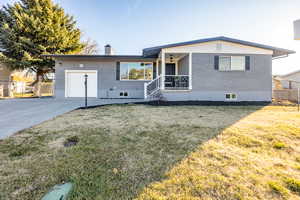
41, 182, 73, 200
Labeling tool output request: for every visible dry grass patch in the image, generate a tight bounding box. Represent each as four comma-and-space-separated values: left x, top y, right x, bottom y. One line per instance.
136, 106, 300, 200
0, 105, 299, 200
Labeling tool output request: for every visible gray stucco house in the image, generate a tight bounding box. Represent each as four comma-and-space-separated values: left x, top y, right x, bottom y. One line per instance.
48, 36, 294, 102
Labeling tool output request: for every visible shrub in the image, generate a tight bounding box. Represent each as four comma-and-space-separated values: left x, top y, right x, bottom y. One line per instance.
285, 178, 300, 195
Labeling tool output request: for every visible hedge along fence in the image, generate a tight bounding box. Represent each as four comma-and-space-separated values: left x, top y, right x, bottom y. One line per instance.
273, 89, 299, 103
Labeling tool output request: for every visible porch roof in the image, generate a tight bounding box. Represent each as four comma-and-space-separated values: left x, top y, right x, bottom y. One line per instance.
142, 36, 295, 58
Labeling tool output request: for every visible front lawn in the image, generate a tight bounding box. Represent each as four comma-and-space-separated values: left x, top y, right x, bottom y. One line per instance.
0, 105, 299, 200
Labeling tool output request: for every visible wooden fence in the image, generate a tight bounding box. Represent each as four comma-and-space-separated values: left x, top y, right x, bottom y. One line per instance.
40, 82, 54, 96
273, 89, 299, 103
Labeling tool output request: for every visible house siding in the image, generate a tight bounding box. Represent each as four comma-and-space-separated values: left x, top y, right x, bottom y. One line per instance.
55, 53, 272, 101
178, 55, 189, 75
162, 53, 272, 101
55, 59, 152, 99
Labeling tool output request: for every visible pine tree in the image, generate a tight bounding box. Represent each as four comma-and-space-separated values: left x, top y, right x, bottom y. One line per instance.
0, 0, 85, 88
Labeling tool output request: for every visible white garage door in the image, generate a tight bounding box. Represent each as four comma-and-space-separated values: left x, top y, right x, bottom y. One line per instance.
65, 70, 97, 97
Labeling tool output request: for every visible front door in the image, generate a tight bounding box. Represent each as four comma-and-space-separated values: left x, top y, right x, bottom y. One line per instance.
166, 63, 176, 75
165, 63, 176, 88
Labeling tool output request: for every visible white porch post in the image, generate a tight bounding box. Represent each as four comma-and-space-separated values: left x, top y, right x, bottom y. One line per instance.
156, 59, 159, 77
161, 51, 165, 90
189, 52, 192, 90
175, 61, 178, 75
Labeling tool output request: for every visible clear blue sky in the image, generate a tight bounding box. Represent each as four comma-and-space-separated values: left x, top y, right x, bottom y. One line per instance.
1, 0, 300, 75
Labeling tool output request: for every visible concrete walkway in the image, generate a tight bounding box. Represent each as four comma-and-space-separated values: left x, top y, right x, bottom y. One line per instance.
0, 98, 146, 139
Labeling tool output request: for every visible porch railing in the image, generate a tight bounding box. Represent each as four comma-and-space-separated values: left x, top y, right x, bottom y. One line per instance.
144, 75, 161, 98
144, 75, 190, 99
164, 75, 189, 90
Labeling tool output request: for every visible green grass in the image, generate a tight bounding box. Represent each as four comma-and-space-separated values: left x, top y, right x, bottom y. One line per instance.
0, 105, 300, 200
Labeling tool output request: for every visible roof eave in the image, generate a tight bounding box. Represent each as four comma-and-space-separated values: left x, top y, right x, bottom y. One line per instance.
42, 54, 157, 60
142, 36, 296, 58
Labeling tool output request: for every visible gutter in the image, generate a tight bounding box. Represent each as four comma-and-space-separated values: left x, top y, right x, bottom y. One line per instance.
272, 54, 289, 60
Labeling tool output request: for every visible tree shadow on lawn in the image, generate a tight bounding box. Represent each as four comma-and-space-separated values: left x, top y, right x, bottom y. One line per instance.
0, 105, 265, 200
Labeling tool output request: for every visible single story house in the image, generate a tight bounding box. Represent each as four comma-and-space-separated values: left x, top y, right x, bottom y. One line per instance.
273, 70, 300, 89
48, 36, 295, 102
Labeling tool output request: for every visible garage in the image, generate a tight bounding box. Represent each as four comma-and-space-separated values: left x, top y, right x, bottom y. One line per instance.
65, 70, 97, 97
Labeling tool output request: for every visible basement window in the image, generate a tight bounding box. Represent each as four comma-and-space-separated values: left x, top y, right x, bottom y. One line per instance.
120, 91, 128, 97
225, 93, 237, 100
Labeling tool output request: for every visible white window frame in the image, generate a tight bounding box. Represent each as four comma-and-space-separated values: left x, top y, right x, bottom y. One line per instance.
120, 62, 153, 81
219, 56, 246, 71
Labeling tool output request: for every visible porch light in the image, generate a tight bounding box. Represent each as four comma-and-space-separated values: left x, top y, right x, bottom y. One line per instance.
170, 55, 174, 63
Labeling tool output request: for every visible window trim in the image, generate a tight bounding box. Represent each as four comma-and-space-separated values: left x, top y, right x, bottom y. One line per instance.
219, 56, 246, 72
120, 62, 153, 81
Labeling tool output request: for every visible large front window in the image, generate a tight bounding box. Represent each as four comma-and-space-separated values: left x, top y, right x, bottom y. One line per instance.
120, 62, 153, 80
219, 56, 245, 71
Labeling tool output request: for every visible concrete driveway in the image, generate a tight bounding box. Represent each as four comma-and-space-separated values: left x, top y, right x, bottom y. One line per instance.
0, 98, 145, 139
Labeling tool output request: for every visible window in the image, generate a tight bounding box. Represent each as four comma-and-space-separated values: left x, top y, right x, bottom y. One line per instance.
225, 93, 237, 100
219, 56, 245, 71
120, 62, 153, 80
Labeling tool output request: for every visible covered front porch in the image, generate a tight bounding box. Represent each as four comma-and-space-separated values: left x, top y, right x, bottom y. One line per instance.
157, 52, 192, 90
145, 51, 192, 98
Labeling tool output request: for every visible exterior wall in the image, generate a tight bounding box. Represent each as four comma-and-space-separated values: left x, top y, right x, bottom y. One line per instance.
162, 53, 272, 102
178, 55, 189, 75
55, 59, 153, 99
0, 64, 11, 97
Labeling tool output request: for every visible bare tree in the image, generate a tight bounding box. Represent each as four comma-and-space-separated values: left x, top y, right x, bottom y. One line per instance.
80, 38, 100, 55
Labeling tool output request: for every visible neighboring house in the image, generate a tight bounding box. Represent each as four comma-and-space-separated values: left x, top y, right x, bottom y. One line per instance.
48, 36, 294, 102
0, 64, 36, 97
294, 19, 300, 40
0, 63, 12, 97
273, 70, 300, 89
